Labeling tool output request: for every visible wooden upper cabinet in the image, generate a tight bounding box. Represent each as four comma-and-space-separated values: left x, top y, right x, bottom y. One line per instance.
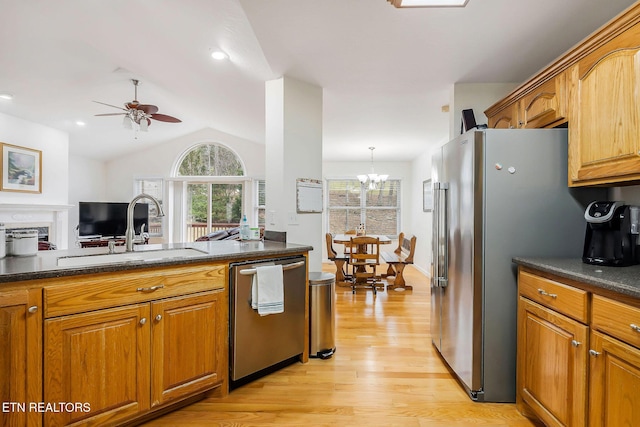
568, 21, 640, 187
486, 72, 568, 130
568, 31, 640, 186
520, 72, 568, 129
0, 288, 42, 427
488, 101, 519, 129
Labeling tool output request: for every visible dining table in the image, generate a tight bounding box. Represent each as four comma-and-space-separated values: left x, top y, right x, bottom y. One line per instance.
332, 234, 391, 287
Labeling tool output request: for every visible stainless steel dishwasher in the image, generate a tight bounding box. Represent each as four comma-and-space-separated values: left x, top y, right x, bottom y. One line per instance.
229, 256, 306, 385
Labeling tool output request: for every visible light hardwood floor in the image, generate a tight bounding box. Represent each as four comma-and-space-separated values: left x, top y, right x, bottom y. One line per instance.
143, 263, 538, 426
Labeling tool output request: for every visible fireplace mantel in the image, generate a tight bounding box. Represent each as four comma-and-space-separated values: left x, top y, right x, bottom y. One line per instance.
0, 203, 72, 249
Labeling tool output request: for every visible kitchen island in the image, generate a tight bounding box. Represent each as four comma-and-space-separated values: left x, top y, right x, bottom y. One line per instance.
0, 240, 312, 427
513, 257, 640, 427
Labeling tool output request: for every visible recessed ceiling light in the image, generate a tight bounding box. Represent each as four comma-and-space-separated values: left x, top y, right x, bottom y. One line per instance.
0, 93, 13, 100
211, 50, 228, 60
389, 0, 469, 7
76, 121, 86, 127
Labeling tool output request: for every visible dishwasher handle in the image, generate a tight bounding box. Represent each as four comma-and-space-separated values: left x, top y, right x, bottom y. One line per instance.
239, 260, 305, 276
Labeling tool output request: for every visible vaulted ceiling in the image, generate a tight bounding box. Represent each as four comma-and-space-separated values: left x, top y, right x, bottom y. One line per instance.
0, 0, 635, 162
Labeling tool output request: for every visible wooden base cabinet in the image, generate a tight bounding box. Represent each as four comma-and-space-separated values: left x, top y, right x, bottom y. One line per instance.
589, 330, 640, 427
151, 291, 224, 407
517, 297, 588, 427
44, 303, 151, 426
0, 288, 42, 427
44, 290, 225, 427
518, 269, 640, 426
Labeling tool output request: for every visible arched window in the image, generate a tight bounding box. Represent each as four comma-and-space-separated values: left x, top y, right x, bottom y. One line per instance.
174, 143, 249, 242
177, 143, 244, 176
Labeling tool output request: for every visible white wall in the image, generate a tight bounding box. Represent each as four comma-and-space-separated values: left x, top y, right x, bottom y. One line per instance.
0, 112, 71, 248
449, 83, 518, 140
0, 112, 69, 205
265, 77, 324, 270
410, 147, 436, 275
67, 155, 107, 245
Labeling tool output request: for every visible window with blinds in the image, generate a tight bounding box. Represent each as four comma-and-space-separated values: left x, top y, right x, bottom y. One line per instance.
327, 178, 400, 236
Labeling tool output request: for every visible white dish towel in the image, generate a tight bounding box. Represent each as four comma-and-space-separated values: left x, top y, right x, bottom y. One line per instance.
251, 264, 284, 316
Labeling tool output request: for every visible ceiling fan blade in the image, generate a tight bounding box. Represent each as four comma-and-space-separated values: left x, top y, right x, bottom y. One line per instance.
94, 113, 126, 116
93, 100, 127, 111
137, 104, 159, 114
150, 113, 182, 123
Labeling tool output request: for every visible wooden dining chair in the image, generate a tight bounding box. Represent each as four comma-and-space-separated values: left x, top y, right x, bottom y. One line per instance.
343, 229, 357, 254
326, 233, 350, 284
347, 236, 382, 295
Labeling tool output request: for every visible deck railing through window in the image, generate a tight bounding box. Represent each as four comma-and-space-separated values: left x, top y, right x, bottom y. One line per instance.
186, 222, 239, 242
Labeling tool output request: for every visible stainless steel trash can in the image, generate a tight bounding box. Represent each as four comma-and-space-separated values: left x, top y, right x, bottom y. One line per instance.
309, 272, 336, 359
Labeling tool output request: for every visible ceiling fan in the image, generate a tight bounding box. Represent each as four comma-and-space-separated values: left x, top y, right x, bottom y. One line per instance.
94, 79, 181, 132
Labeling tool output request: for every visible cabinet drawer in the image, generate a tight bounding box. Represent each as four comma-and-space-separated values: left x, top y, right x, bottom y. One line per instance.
519, 271, 588, 323
44, 263, 226, 318
592, 295, 640, 349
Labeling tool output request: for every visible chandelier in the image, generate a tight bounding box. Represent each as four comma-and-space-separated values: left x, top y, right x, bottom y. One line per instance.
357, 147, 388, 190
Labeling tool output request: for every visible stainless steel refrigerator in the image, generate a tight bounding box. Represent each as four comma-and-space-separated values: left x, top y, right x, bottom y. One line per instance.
430, 128, 604, 402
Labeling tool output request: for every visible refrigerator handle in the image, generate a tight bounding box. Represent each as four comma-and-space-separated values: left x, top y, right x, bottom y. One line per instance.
433, 182, 449, 288
431, 181, 440, 289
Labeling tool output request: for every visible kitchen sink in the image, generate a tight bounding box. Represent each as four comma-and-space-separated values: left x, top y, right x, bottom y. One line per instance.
57, 248, 208, 267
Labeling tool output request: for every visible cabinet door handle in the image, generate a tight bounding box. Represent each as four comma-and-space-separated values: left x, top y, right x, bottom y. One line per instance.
155, 314, 162, 322
589, 349, 601, 357
631, 324, 640, 333
537, 288, 557, 299
27, 305, 38, 314
571, 340, 581, 347
139, 317, 147, 325
136, 284, 165, 292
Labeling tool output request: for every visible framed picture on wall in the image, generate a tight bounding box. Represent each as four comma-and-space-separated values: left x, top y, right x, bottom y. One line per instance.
423, 179, 432, 212
1, 143, 42, 193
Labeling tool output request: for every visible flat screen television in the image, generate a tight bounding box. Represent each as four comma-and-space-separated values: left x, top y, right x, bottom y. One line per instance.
78, 202, 149, 238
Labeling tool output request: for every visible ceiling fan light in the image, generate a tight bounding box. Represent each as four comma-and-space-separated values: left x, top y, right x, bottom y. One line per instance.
357, 174, 368, 184
123, 115, 133, 129
139, 118, 149, 132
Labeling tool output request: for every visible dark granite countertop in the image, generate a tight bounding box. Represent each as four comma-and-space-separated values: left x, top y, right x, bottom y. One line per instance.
513, 257, 640, 299
0, 240, 313, 285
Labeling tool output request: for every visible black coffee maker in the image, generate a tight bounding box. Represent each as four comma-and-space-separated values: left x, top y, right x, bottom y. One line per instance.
582, 201, 639, 266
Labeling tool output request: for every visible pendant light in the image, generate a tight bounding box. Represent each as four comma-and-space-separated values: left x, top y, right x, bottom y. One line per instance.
357, 147, 388, 190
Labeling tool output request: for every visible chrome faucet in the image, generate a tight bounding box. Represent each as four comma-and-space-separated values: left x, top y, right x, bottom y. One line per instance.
125, 193, 165, 252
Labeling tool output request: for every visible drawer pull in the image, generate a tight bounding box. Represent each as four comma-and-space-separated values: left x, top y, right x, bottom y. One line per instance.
27, 305, 38, 314
589, 349, 601, 357
537, 288, 557, 299
631, 324, 640, 333
571, 340, 581, 347
155, 314, 162, 322
136, 284, 165, 292
139, 317, 147, 325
